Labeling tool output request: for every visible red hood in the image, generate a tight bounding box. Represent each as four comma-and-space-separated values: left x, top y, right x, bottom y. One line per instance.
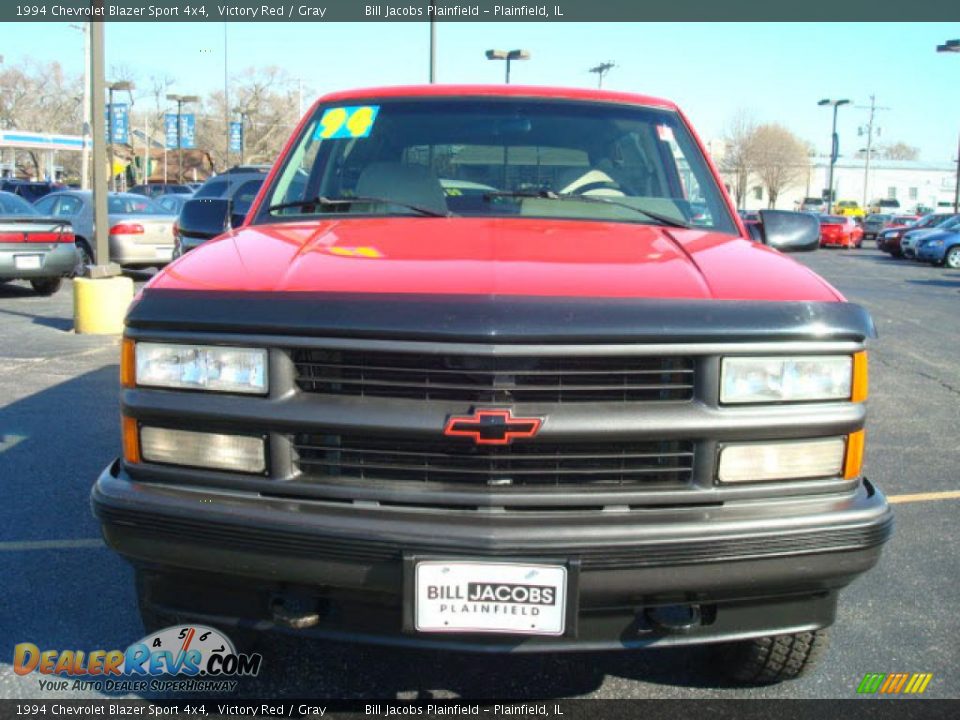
150, 217, 841, 302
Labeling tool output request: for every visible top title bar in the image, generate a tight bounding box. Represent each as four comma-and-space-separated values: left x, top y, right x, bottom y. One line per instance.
3, 1, 957, 22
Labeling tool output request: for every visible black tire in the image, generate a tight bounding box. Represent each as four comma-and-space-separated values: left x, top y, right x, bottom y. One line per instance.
73, 240, 94, 277
716, 630, 828, 684
30, 277, 63, 295
945, 246, 960, 270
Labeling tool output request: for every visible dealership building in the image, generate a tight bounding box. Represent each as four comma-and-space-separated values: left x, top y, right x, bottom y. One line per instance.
712, 149, 958, 214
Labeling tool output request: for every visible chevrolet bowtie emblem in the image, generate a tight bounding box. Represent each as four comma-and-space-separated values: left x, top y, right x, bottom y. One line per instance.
443, 409, 543, 445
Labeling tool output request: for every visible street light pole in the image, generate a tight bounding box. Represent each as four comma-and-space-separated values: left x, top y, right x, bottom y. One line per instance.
486, 49, 531, 84
937, 39, 960, 212
818, 98, 850, 214
107, 81, 133, 192
429, 1, 437, 83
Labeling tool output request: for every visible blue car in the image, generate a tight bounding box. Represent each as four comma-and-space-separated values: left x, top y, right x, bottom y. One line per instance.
916, 229, 960, 269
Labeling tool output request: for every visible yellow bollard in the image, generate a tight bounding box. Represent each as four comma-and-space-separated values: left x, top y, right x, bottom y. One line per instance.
73, 276, 135, 335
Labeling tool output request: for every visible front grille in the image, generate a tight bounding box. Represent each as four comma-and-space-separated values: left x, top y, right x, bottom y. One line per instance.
293, 434, 694, 489
292, 349, 695, 403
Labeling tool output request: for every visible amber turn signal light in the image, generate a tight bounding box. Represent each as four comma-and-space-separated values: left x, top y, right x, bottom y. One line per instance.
851, 351, 868, 402
844, 429, 865, 480
122, 416, 141, 464
120, 338, 136, 388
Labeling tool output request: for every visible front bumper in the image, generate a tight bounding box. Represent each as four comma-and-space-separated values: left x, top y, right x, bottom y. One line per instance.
916, 246, 945, 263
0, 242, 76, 279
93, 460, 892, 651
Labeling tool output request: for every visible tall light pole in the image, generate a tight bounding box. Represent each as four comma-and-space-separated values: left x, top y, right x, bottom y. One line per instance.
589, 62, 615, 88
224, 22, 230, 170
69, 23, 91, 189
166, 93, 199, 184
428, 1, 437, 83
107, 80, 133, 191
818, 98, 850, 214
937, 39, 960, 213
486, 49, 530, 84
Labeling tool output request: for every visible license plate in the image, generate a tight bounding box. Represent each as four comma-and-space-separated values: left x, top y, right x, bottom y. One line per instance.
14, 255, 42, 270
415, 561, 567, 636
154, 246, 173, 259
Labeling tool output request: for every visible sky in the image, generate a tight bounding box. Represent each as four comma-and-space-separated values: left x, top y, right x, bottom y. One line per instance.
3, 21, 960, 162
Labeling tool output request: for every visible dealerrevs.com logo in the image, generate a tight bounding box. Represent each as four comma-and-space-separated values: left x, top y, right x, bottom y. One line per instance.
14, 625, 262, 693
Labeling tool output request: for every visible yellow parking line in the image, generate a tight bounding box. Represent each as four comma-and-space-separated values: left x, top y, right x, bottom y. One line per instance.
888, 490, 960, 505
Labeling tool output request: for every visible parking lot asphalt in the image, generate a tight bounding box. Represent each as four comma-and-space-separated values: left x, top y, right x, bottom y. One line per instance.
1, 248, 958, 700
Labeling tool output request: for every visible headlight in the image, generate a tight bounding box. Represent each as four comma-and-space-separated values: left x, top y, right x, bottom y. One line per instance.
721, 355, 854, 404
134, 342, 268, 394
929, 240, 944, 247
718, 437, 846, 483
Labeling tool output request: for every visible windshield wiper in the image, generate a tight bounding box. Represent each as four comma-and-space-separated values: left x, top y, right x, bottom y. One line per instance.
265, 195, 449, 218
483, 190, 691, 229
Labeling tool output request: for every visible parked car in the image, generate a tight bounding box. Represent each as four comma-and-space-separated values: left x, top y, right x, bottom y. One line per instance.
878, 213, 955, 256
818, 215, 863, 248
128, 183, 195, 198
901, 215, 960, 259
0, 179, 66, 203
33, 191, 177, 268
868, 198, 901, 215
916, 228, 960, 268
862, 214, 917, 241
174, 166, 269, 256
833, 200, 865, 219
94, 84, 890, 687
0, 190, 76, 294
799, 197, 825, 213
154, 193, 195, 216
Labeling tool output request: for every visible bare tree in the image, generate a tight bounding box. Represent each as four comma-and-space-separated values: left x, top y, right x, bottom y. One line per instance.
719, 110, 758, 210
750, 124, 810, 209
195, 66, 300, 172
0, 59, 82, 179
882, 142, 919, 161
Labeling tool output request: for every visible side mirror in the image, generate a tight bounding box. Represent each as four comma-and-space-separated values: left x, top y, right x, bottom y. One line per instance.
178, 198, 231, 241
758, 210, 819, 252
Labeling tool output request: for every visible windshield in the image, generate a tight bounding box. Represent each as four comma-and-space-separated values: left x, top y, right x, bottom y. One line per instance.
258, 97, 736, 233
866, 214, 891, 222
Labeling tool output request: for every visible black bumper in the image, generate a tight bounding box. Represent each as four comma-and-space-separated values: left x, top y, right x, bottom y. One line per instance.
92, 460, 892, 652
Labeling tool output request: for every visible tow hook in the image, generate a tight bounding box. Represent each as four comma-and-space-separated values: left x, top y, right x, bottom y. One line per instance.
271, 594, 323, 629
643, 604, 702, 633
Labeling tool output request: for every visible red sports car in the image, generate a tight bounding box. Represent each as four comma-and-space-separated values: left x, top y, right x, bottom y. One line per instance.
819, 215, 863, 248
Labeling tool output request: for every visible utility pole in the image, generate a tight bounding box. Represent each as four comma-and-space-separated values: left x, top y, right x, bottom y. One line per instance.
89, 13, 115, 276
224, 22, 230, 171
589, 62, 615, 89
429, 1, 437, 83
856, 95, 890, 209
70, 23, 92, 189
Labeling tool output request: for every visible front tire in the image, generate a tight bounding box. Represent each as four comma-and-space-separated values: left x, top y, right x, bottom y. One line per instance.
945, 246, 960, 269
716, 630, 828, 684
30, 277, 63, 295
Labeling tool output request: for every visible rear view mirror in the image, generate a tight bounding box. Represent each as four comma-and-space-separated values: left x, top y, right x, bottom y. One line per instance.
758, 210, 819, 252
178, 199, 231, 242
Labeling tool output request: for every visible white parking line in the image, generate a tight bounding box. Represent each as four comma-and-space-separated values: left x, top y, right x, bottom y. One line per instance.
0, 538, 104, 551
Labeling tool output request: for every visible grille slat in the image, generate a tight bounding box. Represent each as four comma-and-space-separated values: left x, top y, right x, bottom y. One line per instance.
292, 349, 695, 403
294, 434, 694, 489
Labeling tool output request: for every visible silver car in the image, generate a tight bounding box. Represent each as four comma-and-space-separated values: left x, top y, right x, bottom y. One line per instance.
33, 191, 177, 268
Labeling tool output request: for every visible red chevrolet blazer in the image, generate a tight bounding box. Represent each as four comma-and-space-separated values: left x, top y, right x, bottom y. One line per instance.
92, 85, 891, 685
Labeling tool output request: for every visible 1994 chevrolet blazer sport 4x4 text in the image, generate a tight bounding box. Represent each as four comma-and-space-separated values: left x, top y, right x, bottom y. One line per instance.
92, 85, 892, 684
